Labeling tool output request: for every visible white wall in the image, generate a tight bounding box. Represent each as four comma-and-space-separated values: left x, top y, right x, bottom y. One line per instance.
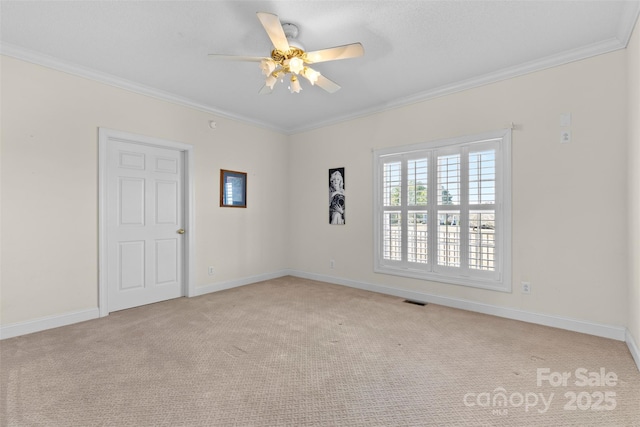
0, 56, 290, 325
289, 50, 629, 328
628, 16, 640, 358
1, 44, 635, 344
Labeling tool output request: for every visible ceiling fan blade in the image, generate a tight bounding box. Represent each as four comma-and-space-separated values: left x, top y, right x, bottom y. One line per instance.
305, 43, 364, 64
208, 54, 267, 62
256, 12, 290, 52
315, 75, 341, 93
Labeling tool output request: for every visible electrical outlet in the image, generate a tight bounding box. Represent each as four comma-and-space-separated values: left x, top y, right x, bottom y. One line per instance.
330, 259, 335, 269
208, 266, 215, 276
522, 281, 531, 294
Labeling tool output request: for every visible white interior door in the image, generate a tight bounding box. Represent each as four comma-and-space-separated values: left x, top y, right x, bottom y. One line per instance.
106, 140, 185, 312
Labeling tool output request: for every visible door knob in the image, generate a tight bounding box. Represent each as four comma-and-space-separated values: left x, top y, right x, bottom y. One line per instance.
177, 228, 185, 234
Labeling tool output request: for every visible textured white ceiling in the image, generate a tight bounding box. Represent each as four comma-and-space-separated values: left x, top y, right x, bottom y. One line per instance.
1, 1, 639, 133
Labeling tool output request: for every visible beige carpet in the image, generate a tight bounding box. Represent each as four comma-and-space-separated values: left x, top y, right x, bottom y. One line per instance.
1, 276, 639, 426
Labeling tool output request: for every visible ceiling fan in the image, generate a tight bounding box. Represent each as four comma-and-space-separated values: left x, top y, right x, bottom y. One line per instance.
208, 12, 364, 94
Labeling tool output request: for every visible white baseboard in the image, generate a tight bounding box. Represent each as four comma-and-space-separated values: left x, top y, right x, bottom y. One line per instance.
626, 329, 640, 372
2, 269, 635, 372
0, 271, 289, 340
193, 270, 289, 297
289, 270, 628, 342
0, 308, 100, 340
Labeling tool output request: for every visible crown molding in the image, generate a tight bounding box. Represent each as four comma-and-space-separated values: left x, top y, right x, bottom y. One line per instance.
287, 36, 628, 134
0, 42, 284, 134
0, 27, 633, 136
618, 0, 640, 46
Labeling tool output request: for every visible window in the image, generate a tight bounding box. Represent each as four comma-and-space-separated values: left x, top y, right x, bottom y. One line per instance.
373, 129, 511, 292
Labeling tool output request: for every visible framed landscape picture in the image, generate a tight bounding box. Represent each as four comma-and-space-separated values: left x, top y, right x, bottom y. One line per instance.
220, 169, 247, 208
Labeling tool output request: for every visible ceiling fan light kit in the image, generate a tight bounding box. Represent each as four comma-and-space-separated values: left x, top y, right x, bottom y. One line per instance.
289, 75, 302, 94
209, 12, 364, 95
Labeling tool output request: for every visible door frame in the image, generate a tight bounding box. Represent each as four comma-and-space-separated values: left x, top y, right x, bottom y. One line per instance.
98, 128, 196, 317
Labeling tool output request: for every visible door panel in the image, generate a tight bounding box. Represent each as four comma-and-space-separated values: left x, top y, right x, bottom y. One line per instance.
119, 178, 145, 225
119, 241, 145, 290
155, 157, 178, 173
119, 151, 145, 170
155, 239, 178, 284
107, 140, 184, 312
156, 181, 178, 224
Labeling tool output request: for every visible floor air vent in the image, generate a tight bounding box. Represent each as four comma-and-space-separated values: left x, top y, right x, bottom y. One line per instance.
403, 299, 427, 306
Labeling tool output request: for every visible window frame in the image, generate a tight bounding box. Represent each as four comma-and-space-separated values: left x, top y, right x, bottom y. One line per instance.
373, 129, 512, 292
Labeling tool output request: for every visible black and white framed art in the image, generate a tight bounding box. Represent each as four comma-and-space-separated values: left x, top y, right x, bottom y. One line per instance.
329, 167, 345, 225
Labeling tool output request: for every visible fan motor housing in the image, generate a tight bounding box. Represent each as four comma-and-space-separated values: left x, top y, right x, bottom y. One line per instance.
271, 47, 306, 62
281, 23, 299, 39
